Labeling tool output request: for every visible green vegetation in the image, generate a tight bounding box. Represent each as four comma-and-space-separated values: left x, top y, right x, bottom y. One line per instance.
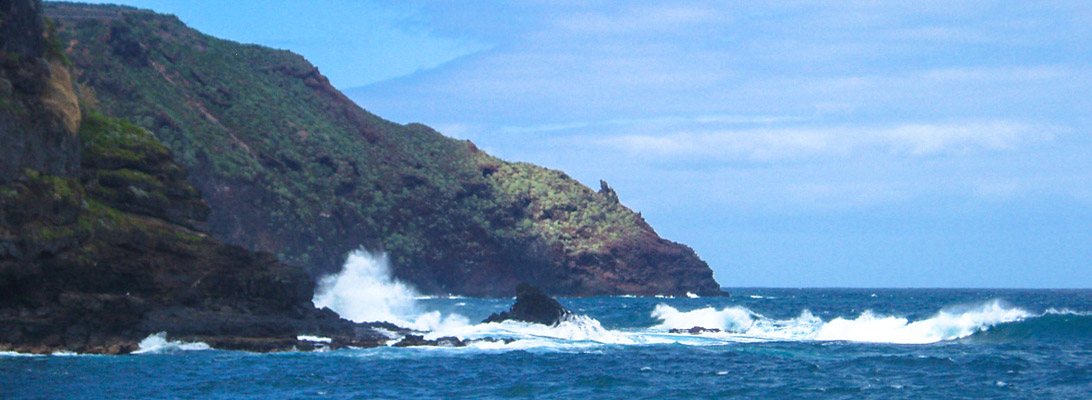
79, 109, 172, 164
43, 17, 71, 65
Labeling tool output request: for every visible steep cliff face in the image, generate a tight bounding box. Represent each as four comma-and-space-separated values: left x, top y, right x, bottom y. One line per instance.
46, 3, 723, 296
1, 0, 80, 181
0, 0, 385, 354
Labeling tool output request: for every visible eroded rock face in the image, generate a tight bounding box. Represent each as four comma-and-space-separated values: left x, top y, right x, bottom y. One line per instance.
1, 0, 81, 182
483, 283, 572, 326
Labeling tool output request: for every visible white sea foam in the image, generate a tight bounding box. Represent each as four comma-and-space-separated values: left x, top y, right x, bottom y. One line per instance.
1043, 308, 1092, 316
312, 249, 469, 332
650, 299, 1032, 344
132, 332, 210, 354
0, 351, 43, 357
434, 314, 619, 344
297, 335, 332, 343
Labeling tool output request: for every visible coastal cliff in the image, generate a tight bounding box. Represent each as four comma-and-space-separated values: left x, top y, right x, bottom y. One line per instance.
0, 0, 391, 354
46, 2, 723, 296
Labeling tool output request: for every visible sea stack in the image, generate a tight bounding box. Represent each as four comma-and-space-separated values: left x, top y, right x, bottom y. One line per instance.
483, 283, 572, 326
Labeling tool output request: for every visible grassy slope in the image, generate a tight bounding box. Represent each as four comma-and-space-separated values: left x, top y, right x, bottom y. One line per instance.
48, 3, 721, 296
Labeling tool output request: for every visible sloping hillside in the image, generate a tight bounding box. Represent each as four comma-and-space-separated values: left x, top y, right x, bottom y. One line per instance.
47, 2, 722, 296
1, 0, 387, 353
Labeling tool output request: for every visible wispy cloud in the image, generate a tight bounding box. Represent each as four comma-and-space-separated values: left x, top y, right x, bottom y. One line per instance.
498, 114, 794, 134
601, 121, 1054, 161
555, 5, 726, 36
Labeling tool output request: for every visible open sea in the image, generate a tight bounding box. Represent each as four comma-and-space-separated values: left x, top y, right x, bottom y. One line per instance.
3, 287, 1092, 399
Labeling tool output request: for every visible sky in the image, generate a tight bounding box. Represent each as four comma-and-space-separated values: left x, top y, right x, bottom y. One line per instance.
81, 1, 1092, 288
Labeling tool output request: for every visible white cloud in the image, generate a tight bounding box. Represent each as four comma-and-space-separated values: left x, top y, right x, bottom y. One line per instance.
555, 5, 726, 36
921, 66, 1070, 83
601, 121, 1053, 161
972, 179, 1023, 200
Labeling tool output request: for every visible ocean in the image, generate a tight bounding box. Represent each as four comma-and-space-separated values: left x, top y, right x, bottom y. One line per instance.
4, 287, 1091, 399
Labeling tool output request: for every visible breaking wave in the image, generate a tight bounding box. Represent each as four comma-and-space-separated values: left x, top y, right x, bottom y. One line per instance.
132, 332, 210, 354
649, 300, 1053, 344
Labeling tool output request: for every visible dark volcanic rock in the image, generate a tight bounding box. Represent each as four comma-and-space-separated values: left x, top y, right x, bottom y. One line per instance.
390, 334, 515, 348
669, 327, 722, 334
0, 0, 45, 58
392, 335, 467, 348
483, 283, 571, 326
1, 0, 81, 182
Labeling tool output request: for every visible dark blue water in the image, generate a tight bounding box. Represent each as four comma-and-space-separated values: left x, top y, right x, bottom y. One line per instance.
4, 289, 1092, 399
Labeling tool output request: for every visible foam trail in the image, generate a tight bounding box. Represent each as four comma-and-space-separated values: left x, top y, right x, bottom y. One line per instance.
436, 314, 675, 348
311, 249, 468, 331
133, 332, 210, 354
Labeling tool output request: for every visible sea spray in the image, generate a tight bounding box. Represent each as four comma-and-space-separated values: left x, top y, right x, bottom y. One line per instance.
311, 249, 468, 331
132, 332, 210, 354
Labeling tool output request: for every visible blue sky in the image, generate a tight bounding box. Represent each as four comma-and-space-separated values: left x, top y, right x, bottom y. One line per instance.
82, 1, 1092, 288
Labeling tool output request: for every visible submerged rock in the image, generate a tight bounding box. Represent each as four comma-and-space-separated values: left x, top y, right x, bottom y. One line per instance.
483, 283, 571, 326
669, 327, 722, 334
392, 335, 464, 348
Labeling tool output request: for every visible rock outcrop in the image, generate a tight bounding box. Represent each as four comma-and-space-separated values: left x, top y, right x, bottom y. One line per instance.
46, 2, 725, 297
483, 283, 572, 326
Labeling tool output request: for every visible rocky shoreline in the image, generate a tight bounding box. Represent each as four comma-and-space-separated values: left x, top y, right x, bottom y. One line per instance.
0, 283, 565, 354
